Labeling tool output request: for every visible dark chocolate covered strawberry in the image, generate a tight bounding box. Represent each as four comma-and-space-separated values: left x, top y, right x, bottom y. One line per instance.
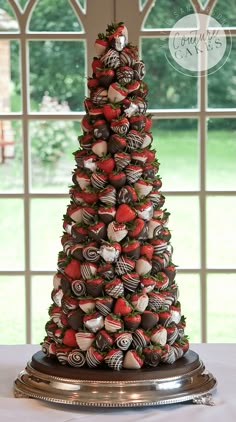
141, 310, 159, 330
86, 277, 104, 297
108, 134, 127, 153
98, 205, 116, 224
124, 313, 141, 331
97, 68, 115, 89
95, 329, 114, 351
143, 345, 162, 367
95, 296, 114, 316
109, 171, 126, 188
111, 116, 129, 135
117, 185, 138, 204
88, 221, 107, 242
122, 239, 140, 260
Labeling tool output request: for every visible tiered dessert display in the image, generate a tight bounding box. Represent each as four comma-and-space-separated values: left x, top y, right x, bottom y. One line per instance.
14, 23, 216, 406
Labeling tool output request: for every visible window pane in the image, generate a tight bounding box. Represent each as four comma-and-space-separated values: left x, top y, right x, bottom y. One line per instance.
0, 120, 23, 192
212, 0, 236, 27
32, 275, 52, 344
141, 38, 197, 109
29, 0, 82, 32
0, 3, 19, 32
164, 195, 200, 269
208, 37, 235, 108
0, 40, 21, 113
206, 118, 236, 191
30, 198, 68, 271
152, 119, 199, 191
207, 196, 236, 268
0, 276, 26, 344
29, 120, 81, 193
207, 274, 236, 342
178, 274, 201, 342
29, 41, 85, 112
143, 0, 194, 29
0, 199, 24, 271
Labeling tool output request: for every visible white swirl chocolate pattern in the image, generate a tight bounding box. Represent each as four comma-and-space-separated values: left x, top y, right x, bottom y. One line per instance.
68, 349, 86, 367
86, 347, 101, 368
56, 351, 68, 365
83, 246, 100, 262
115, 332, 133, 350
71, 279, 86, 296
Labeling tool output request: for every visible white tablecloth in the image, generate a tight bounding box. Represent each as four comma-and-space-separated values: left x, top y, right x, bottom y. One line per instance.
0, 343, 235, 421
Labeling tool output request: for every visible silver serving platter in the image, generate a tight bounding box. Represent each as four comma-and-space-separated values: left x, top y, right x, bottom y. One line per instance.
14, 350, 217, 407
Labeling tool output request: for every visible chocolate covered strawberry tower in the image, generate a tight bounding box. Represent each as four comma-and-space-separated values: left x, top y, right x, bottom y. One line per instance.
42, 23, 189, 371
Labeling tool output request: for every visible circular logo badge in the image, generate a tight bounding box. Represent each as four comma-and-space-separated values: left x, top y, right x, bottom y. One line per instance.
168, 13, 231, 76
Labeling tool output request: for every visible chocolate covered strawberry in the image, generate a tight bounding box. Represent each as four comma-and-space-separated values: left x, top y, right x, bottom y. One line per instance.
90, 172, 108, 190
91, 139, 108, 157
93, 119, 110, 140
117, 185, 138, 204
95, 296, 114, 316
99, 185, 116, 206
104, 349, 123, 371
134, 179, 153, 197
151, 326, 167, 346
135, 257, 152, 276
73, 169, 91, 190
108, 134, 127, 153
114, 151, 131, 170
109, 171, 126, 188
83, 312, 104, 333
95, 329, 114, 351
86, 346, 104, 367
132, 328, 150, 348
91, 87, 108, 106
99, 241, 121, 262
141, 310, 159, 330
87, 77, 99, 91
128, 218, 148, 240
105, 314, 123, 332
125, 164, 143, 184
114, 331, 133, 351
143, 345, 162, 367
67, 204, 83, 223
88, 221, 107, 242
91, 57, 103, 74
82, 206, 98, 224
108, 82, 128, 103
75, 331, 95, 351
78, 298, 96, 313
135, 200, 153, 221
111, 116, 129, 135
98, 205, 116, 224
107, 221, 128, 242
130, 290, 149, 313
116, 66, 134, 84
89, 106, 104, 122
116, 203, 136, 223
123, 349, 144, 369
131, 149, 148, 165
94, 36, 109, 57
104, 277, 124, 298
123, 313, 141, 331
130, 114, 146, 131
97, 68, 115, 89
101, 48, 120, 69
86, 277, 104, 297
122, 272, 140, 292
122, 239, 140, 260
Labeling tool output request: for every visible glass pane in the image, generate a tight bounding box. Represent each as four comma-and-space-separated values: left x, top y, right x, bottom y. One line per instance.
0, 120, 23, 192
29, 120, 81, 192
207, 196, 236, 268
178, 274, 201, 342
143, 0, 194, 29
208, 37, 235, 108
165, 195, 200, 269
0, 276, 26, 344
0, 199, 24, 271
207, 274, 236, 342
32, 275, 52, 344
0, 40, 21, 113
0, 2, 19, 32
29, 0, 82, 32
206, 118, 236, 191
29, 41, 85, 112
152, 119, 199, 191
30, 198, 68, 271
16, 0, 29, 10
141, 38, 198, 109
211, 0, 236, 27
